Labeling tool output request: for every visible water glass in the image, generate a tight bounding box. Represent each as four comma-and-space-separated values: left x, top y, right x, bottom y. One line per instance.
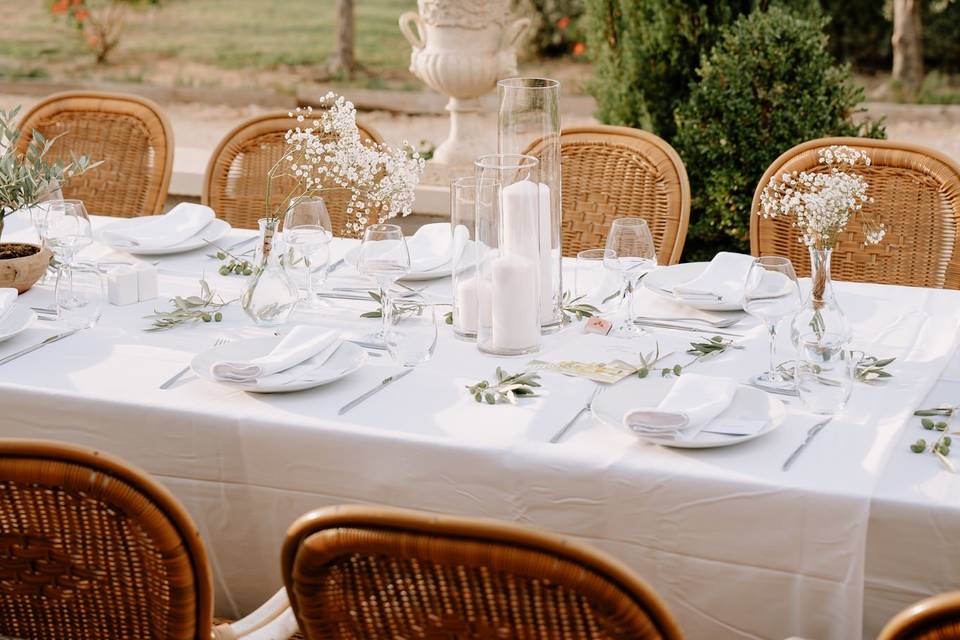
386, 298, 438, 367
743, 256, 802, 389
603, 218, 657, 337
56, 265, 106, 329
284, 197, 333, 309
359, 224, 411, 342
46, 199, 92, 267
795, 332, 854, 414
575, 248, 618, 310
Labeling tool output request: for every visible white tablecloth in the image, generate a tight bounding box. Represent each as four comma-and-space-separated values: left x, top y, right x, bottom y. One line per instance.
1, 213, 959, 640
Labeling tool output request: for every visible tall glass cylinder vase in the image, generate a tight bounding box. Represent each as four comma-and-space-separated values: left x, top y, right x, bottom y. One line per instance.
450, 176, 486, 340
474, 154, 542, 356
497, 78, 562, 332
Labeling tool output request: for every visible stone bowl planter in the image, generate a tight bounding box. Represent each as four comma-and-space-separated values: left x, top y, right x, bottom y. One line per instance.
0, 243, 51, 293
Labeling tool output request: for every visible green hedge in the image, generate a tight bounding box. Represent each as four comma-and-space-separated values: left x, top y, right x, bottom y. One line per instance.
673, 7, 884, 260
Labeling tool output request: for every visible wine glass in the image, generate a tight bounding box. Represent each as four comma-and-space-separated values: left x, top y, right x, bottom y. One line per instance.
45, 200, 93, 302
29, 196, 62, 286
284, 197, 333, 309
603, 218, 657, 337
743, 256, 802, 389
358, 224, 410, 342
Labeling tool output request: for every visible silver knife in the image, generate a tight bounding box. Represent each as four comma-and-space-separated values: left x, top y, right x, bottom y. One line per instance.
632, 320, 745, 337
338, 368, 413, 415
325, 257, 345, 275
781, 417, 833, 471
0, 329, 81, 367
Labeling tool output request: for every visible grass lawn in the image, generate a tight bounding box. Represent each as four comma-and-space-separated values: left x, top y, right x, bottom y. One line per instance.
0, 0, 421, 91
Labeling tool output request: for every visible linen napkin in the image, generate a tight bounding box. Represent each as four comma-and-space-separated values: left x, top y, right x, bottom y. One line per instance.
405, 223, 469, 273
102, 203, 215, 249
623, 373, 737, 441
211, 326, 340, 383
672, 252, 755, 301
0, 289, 17, 321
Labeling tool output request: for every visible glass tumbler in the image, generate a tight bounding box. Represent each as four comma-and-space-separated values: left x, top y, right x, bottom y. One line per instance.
795, 332, 854, 415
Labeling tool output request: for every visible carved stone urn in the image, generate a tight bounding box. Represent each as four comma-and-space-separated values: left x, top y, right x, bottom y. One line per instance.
399, 0, 529, 167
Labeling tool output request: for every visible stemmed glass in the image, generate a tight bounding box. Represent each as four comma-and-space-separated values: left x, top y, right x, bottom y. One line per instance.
358, 224, 410, 342
45, 200, 93, 308
284, 197, 333, 309
29, 197, 61, 286
603, 217, 657, 337
743, 256, 802, 389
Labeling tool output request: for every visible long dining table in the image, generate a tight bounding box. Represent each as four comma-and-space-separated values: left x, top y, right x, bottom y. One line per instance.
1, 211, 959, 640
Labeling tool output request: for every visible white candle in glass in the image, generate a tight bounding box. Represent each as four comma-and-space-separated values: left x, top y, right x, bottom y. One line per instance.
500, 180, 554, 325
454, 275, 484, 334
490, 254, 539, 351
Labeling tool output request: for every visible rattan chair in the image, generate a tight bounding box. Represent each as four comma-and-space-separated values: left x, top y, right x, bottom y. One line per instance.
751, 137, 960, 288
0, 439, 298, 640
878, 592, 960, 640
203, 112, 384, 236
526, 125, 690, 264
281, 504, 683, 640
16, 91, 174, 217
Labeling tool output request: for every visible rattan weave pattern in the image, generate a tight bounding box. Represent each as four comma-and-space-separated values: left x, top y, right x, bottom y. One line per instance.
878, 592, 960, 640
0, 440, 212, 640
751, 137, 960, 288
16, 91, 174, 217
526, 125, 690, 264
282, 506, 683, 640
203, 112, 384, 236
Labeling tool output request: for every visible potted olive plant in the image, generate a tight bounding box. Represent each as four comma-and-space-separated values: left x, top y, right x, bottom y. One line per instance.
0, 106, 99, 291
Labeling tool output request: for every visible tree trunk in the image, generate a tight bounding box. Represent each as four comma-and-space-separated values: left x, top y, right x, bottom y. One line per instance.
326, 0, 357, 78
892, 0, 924, 96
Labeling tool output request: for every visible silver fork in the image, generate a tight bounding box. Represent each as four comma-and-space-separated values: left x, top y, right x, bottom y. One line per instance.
159, 336, 230, 390
634, 315, 742, 328
549, 385, 604, 443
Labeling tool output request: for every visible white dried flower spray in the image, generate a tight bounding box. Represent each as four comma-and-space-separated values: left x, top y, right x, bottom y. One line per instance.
759, 145, 882, 249
266, 93, 425, 234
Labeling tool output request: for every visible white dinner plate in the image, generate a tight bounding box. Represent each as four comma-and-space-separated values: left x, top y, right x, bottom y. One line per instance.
98, 217, 231, 255
0, 306, 36, 343
591, 376, 786, 448
343, 240, 478, 281
644, 262, 744, 311
190, 337, 366, 393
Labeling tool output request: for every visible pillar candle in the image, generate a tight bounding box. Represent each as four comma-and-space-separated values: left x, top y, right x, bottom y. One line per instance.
490, 254, 540, 352
500, 180, 555, 325
454, 275, 480, 334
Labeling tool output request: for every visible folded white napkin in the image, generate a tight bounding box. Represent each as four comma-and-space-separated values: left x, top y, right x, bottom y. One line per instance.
211, 326, 340, 383
406, 223, 469, 272
102, 203, 215, 249
673, 252, 755, 301
623, 374, 737, 441
0, 289, 17, 320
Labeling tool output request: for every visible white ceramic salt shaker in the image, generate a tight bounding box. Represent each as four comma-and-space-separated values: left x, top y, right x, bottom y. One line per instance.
134, 262, 159, 301
106, 266, 139, 306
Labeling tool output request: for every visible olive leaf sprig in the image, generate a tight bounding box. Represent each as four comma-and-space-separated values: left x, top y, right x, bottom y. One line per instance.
359, 290, 429, 320
562, 292, 601, 322
638, 336, 740, 378
206, 240, 253, 276
144, 280, 233, 331
909, 404, 960, 472
775, 353, 895, 386
467, 367, 541, 405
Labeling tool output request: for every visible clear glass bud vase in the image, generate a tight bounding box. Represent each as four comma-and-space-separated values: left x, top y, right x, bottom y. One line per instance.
242, 218, 299, 326
790, 247, 852, 348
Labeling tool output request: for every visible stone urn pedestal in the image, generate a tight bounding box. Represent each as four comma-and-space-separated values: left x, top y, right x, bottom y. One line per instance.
400, 0, 529, 206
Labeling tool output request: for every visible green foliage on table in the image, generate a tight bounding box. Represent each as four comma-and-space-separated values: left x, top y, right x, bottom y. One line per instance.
0, 106, 100, 243
637, 336, 739, 378
910, 405, 959, 472
206, 240, 253, 276
467, 367, 541, 405
562, 291, 601, 322
674, 6, 885, 259
145, 279, 231, 331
